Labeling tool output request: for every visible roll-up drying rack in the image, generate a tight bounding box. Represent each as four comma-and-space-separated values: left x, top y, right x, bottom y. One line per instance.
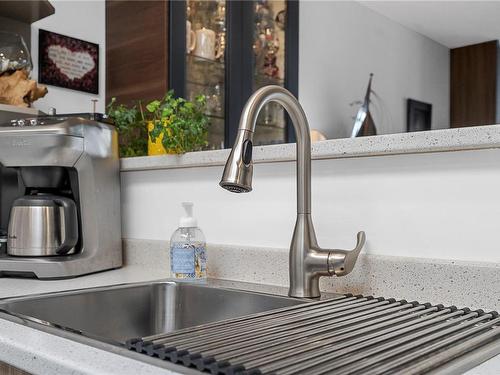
127, 294, 500, 374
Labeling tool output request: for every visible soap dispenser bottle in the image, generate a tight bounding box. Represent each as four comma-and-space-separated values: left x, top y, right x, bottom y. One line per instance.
170, 202, 207, 279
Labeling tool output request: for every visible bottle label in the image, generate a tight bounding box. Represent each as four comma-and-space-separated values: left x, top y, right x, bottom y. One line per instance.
171, 246, 195, 274
170, 242, 207, 278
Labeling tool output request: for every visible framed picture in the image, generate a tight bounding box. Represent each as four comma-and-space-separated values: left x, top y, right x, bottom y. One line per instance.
407, 99, 432, 132
38, 29, 99, 94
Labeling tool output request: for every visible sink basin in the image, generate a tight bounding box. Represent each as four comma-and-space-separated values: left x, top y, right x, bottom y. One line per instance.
0, 280, 304, 345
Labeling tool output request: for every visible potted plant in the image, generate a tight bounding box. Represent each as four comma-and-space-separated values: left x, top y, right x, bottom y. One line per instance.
106, 98, 148, 157
146, 91, 209, 155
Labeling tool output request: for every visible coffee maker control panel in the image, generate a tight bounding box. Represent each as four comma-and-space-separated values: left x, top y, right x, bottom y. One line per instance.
10, 118, 39, 127
7, 113, 110, 128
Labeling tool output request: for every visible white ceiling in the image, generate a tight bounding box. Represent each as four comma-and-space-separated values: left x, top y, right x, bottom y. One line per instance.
359, 1, 500, 49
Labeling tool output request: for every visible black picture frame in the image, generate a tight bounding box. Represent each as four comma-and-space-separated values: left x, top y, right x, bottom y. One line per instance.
38, 29, 99, 94
407, 99, 432, 132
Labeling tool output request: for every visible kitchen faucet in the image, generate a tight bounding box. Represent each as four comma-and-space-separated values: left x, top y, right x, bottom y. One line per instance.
220, 85, 366, 298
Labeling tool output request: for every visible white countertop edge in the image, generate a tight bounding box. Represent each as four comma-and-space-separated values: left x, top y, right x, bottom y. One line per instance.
120, 124, 500, 172
0, 318, 185, 375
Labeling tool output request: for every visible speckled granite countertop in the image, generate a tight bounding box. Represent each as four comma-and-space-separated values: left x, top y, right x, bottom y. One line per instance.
125, 239, 500, 311
0, 240, 498, 374
121, 124, 500, 171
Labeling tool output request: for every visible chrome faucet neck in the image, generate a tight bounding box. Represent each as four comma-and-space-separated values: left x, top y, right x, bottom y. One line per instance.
221, 85, 365, 298
237, 86, 311, 214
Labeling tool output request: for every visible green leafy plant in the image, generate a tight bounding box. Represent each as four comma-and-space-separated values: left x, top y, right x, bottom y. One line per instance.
106, 98, 147, 157
147, 91, 209, 154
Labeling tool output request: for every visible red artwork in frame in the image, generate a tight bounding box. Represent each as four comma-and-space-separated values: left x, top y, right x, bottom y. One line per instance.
38, 29, 99, 94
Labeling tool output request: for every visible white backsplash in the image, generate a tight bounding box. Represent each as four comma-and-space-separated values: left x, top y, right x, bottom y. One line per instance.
121, 147, 500, 264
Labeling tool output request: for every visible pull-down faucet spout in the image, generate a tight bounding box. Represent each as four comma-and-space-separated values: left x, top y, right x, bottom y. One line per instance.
220, 85, 365, 298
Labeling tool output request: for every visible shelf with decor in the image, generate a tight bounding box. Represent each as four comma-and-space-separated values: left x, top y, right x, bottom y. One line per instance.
254, 74, 285, 89
206, 114, 225, 120
186, 53, 225, 69
169, 0, 298, 150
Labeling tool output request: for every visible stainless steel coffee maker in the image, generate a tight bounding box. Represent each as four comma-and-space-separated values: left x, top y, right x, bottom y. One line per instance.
0, 114, 122, 278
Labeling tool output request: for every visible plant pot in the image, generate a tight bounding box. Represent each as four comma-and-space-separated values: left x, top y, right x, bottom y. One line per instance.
148, 130, 166, 155
147, 121, 177, 155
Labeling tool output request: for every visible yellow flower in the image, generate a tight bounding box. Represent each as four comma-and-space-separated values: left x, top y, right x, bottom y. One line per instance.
163, 116, 175, 128
147, 121, 154, 132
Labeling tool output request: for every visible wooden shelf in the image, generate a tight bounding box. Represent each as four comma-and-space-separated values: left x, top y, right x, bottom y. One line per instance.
0, 1, 54, 24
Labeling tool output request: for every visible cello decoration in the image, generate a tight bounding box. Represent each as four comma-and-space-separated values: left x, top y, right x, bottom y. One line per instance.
351, 73, 377, 138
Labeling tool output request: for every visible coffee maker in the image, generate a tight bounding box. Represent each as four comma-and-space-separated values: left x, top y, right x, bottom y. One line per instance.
0, 114, 122, 278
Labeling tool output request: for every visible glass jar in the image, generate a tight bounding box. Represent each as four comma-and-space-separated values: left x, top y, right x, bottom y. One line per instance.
0, 31, 33, 74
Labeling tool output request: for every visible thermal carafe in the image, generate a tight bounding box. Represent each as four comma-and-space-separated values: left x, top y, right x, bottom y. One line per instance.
7, 195, 78, 256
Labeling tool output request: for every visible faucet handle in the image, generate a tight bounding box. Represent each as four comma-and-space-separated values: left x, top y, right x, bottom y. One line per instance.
328, 231, 366, 277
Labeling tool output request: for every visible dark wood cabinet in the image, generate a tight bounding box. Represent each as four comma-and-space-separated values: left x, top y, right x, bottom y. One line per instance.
105, 0, 169, 106
450, 40, 498, 128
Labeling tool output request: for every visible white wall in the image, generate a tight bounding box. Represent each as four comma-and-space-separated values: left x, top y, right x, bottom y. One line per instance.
121, 148, 500, 263
299, 1, 450, 139
27, 0, 448, 129
30, 0, 106, 114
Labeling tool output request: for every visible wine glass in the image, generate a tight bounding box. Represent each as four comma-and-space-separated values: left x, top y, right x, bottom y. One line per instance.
0, 32, 33, 75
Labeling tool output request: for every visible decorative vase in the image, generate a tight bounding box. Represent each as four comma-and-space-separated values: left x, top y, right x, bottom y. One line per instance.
147, 121, 166, 155
147, 121, 178, 156
0, 31, 33, 74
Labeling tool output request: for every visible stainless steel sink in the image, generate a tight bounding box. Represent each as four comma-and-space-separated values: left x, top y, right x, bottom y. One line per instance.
0, 280, 304, 345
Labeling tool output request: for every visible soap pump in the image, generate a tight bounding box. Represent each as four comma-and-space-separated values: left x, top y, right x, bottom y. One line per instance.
170, 202, 207, 279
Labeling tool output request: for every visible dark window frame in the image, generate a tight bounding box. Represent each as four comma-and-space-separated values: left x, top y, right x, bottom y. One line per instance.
169, 0, 299, 148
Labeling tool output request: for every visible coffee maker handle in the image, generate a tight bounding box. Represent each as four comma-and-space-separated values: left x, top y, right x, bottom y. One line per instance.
53, 197, 79, 255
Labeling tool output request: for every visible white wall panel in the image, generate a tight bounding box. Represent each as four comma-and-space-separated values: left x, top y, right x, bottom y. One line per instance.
121, 148, 500, 263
